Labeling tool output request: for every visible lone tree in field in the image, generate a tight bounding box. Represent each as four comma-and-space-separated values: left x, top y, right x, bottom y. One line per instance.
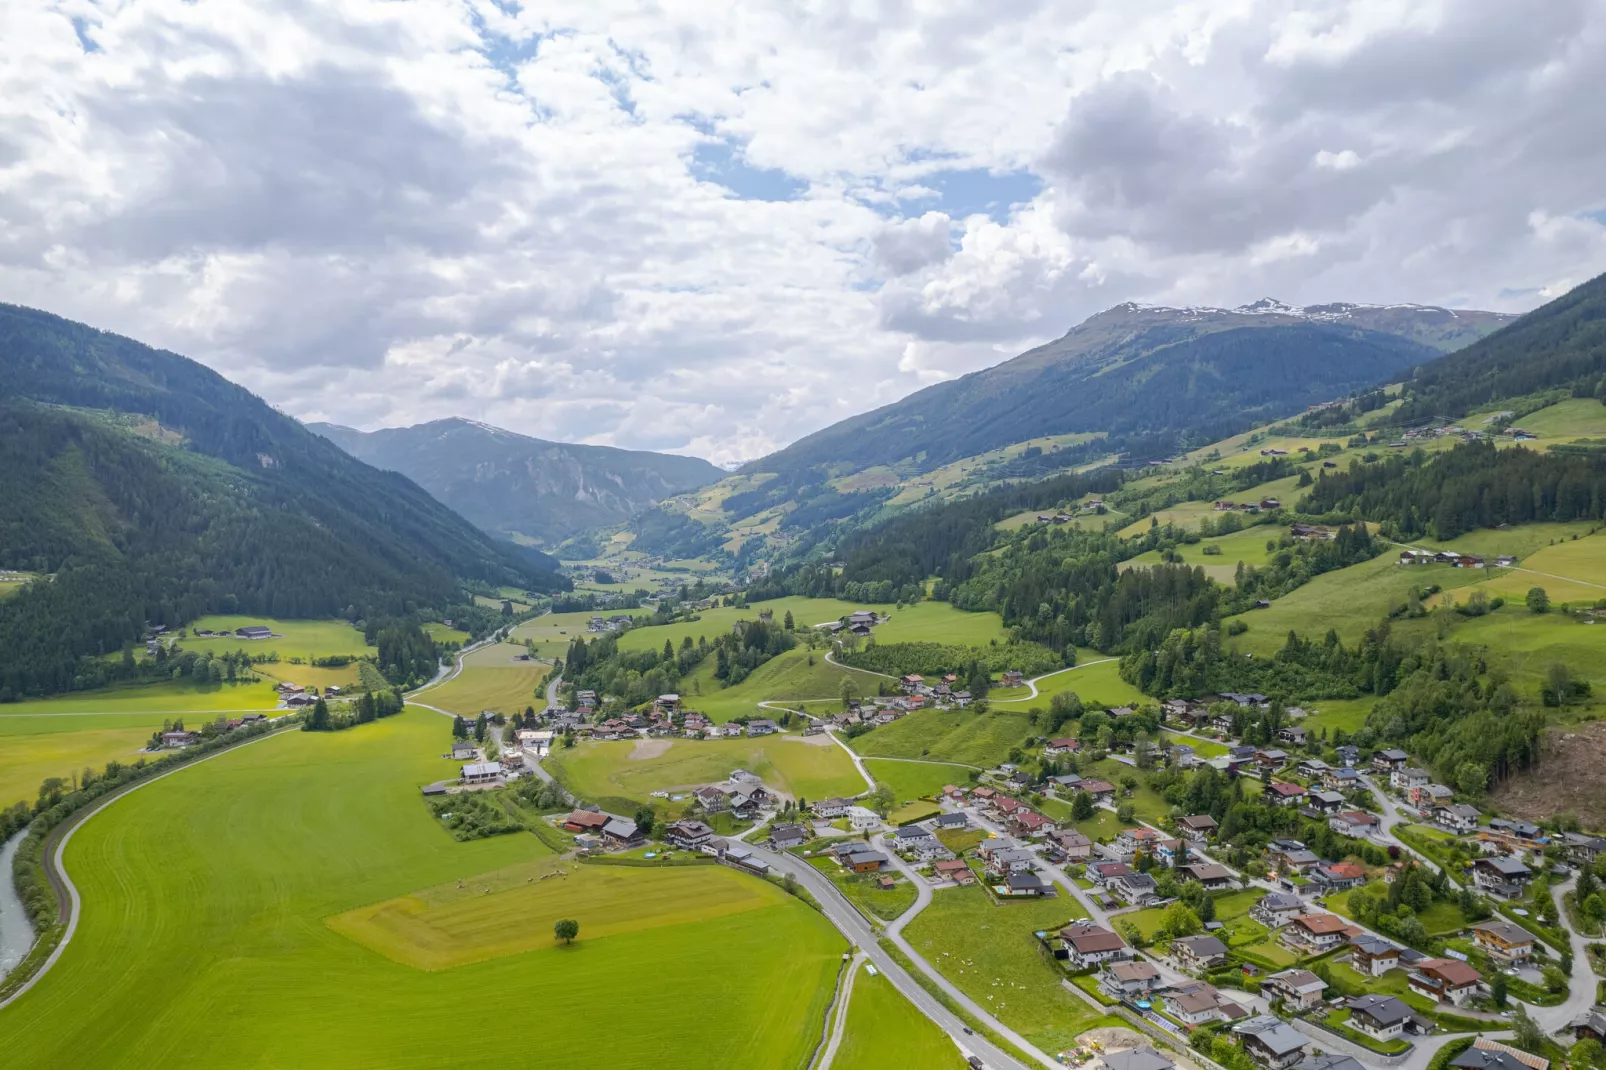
554, 918, 579, 945
1527, 586, 1550, 613
1071, 790, 1095, 821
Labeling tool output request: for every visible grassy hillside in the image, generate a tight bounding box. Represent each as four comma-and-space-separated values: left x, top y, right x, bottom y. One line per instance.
0, 710, 844, 1068
545, 735, 867, 807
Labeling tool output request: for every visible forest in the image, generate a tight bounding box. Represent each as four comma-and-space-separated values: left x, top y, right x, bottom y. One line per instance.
1298, 442, 1606, 539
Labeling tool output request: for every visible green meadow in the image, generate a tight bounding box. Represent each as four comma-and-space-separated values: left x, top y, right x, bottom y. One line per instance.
834, 966, 969, 1070
0, 681, 281, 809
509, 608, 653, 661
863, 758, 972, 802
545, 734, 867, 809
989, 656, 1145, 708
1443, 606, 1606, 692
615, 597, 1008, 655
181, 615, 374, 658
1123, 524, 1281, 584
853, 710, 1035, 768
900, 884, 1101, 1054
0, 710, 845, 1069
411, 642, 549, 717
683, 647, 873, 723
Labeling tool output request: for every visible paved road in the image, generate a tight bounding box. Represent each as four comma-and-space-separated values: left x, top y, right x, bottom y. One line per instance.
745, 840, 1045, 1070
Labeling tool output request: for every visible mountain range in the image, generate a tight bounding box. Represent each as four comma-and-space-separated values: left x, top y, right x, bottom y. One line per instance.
310, 419, 723, 547
0, 303, 565, 696
749, 299, 1515, 483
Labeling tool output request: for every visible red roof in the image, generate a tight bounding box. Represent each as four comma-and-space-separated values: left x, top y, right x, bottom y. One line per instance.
1267, 782, 1306, 796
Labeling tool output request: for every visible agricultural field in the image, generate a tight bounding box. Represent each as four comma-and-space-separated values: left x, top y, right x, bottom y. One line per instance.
1300, 698, 1375, 735
685, 648, 873, 723
411, 643, 549, 718
1441, 606, 1606, 693
1509, 398, 1606, 444
900, 884, 1100, 1054
545, 735, 867, 812
180, 615, 374, 659
0, 681, 281, 809
509, 609, 653, 661
1122, 524, 1282, 584
863, 758, 972, 803
0, 571, 35, 599
616, 597, 880, 653
852, 710, 1035, 769
833, 965, 969, 1070
0, 709, 845, 1069
808, 857, 919, 921
422, 622, 471, 645
988, 654, 1144, 708
1222, 553, 1484, 656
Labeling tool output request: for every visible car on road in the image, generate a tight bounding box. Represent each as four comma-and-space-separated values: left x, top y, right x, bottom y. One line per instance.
967, 1058, 985, 1069
962, 1028, 973, 1035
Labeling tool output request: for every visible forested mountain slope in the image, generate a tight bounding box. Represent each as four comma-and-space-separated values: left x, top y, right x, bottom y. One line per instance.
1390, 270, 1606, 423
311, 418, 721, 546
750, 299, 1510, 480
0, 303, 566, 697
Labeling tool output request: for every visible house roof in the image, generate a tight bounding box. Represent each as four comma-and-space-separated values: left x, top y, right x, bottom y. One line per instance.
933, 859, 969, 873
1173, 934, 1228, 957
1322, 862, 1367, 880
1257, 892, 1303, 911
1103, 1048, 1175, 1070
1471, 920, 1534, 944
1351, 935, 1400, 956
937, 813, 968, 827
1183, 863, 1233, 881
1062, 922, 1126, 953
1418, 958, 1482, 986
603, 817, 639, 839
1455, 1040, 1550, 1070
1080, 779, 1116, 793
1348, 995, 1411, 1025
893, 824, 936, 840
1478, 856, 1532, 877
563, 810, 610, 829
1180, 815, 1218, 829
1233, 1016, 1309, 1056
1291, 913, 1348, 934
1109, 960, 1160, 982
1300, 1055, 1367, 1070
1267, 782, 1306, 796
1268, 969, 1326, 991
1170, 988, 1224, 1014
1091, 861, 1131, 878
1005, 872, 1047, 891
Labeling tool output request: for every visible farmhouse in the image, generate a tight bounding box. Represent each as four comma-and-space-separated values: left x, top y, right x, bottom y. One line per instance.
1251, 892, 1306, 928
1061, 921, 1130, 969
1349, 931, 1400, 976
1345, 995, 1413, 1041
1264, 969, 1327, 1011
1470, 920, 1535, 962
235, 625, 273, 639
602, 817, 643, 849
160, 730, 201, 747
1233, 1016, 1310, 1070
665, 819, 714, 849
933, 859, 975, 885
1045, 738, 1081, 756
1180, 862, 1235, 891
1101, 959, 1163, 999
745, 719, 779, 736
1408, 958, 1483, 1006
1472, 857, 1532, 899
562, 808, 611, 833
1171, 934, 1229, 971
1282, 913, 1355, 954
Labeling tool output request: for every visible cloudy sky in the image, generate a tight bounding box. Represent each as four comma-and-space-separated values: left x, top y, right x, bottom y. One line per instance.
4, 1, 1605, 465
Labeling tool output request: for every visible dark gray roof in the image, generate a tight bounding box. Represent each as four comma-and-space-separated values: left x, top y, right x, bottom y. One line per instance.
1301, 1055, 1367, 1070
1103, 1049, 1175, 1070
1451, 1050, 1531, 1070
1348, 995, 1411, 1025
1479, 856, 1532, 876
1174, 934, 1228, 956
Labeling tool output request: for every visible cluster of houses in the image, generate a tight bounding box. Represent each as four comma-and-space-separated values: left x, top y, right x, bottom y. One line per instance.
274, 681, 341, 708
895, 674, 977, 707
186, 624, 279, 640
816, 610, 885, 638
1213, 498, 1283, 513
693, 770, 773, 819
585, 615, 636, 633
155, 711, 270, 748
1396, 549, 1516, 569
540, 693, 782, 743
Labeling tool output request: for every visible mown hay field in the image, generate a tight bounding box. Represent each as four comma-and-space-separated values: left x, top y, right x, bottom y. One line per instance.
182, 615, 375, 658
545, 734, 867, 808
0, 709, 844, 1069
412, 642, 549, 717
833, 966, 970, 1070
0, 681, 281, 809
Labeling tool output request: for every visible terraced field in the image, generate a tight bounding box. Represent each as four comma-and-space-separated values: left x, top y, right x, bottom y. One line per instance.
0, 709, 845, 1069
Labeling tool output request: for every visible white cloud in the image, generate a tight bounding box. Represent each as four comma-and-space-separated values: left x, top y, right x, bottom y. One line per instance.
0, 0, 1603, 466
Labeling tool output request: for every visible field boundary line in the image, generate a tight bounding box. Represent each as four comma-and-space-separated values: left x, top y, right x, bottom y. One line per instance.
0, 727, 295, 1012
812, 951, 865, 1070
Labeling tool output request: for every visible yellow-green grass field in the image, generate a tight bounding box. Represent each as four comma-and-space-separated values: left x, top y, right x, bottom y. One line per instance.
1223, 553, 1485, 655
1301, 697, 1375, 735
1412, 521, 1602, 563
834, 965, 969, 1070
422, 622, 471, 645
329, 860, 797, 971
1441, 606, 1606, 693
1117, 888, 1267, 947
412, 643, 549, 717
616, 597, 1008, 655
0, 680, 284, 806
473, 593, 531, 612
852, 710, 1035, 768
863, 758, 972, 802
545, 735, 868, 809
989, 656, 1145, 708
901, 884, 1099, 1053
1510, 398, 1606, 444
508, 609, 653, 660
683, 647, 873, 723
1123, 524, 1282, 584
181, 615, 374, 659
0, 709, 845, 1069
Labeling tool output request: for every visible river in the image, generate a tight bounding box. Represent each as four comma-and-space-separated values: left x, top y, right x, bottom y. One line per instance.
0, 830, 34, 979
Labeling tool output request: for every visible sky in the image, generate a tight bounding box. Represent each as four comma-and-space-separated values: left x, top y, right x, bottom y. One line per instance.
3, 1, 1605, 466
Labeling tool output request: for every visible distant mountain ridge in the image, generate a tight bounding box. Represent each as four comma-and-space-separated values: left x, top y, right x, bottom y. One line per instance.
748, 298, 1513, 481
0, 302, 566, 696
311, 418, 723, 547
